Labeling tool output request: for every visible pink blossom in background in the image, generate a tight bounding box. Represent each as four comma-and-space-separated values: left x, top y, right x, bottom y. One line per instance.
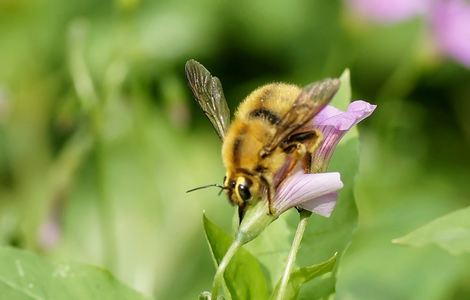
345, 0, 470, 68
346, 0, 428, 23
430, 0, 470, 68
39, 217, 60, 249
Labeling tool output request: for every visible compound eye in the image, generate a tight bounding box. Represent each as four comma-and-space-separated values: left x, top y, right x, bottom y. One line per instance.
237, 184, 252, 201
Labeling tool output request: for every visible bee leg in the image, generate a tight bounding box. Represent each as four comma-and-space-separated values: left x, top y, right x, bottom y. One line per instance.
281, 142, 307, 177
295, 143, 307, 158
267, 186, 274, 215
283, 130, 321, 155
266, 182, 275, 215
283, 130, 322, 173
303, 152, 312, 173
305, 129, 323, 154
259, 175, 275, 215
268, 188, 275, 215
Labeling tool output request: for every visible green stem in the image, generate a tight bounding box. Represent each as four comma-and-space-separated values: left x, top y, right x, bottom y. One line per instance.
275, 210, 311, 300
211, 239, 242, 300
68, 20, 117, 272
94, 121, 117, 272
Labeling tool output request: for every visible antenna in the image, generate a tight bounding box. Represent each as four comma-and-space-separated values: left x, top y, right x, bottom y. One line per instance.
186, 184, 227, 193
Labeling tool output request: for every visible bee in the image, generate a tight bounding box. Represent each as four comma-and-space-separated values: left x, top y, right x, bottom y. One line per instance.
185, 59, 339, 218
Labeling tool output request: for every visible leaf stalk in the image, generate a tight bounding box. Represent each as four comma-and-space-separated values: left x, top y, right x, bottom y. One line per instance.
274, 210, 311, 300
211, 239, 242, 299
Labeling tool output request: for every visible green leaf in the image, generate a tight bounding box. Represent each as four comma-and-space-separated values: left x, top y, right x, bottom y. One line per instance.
0, 247, 148, 300
330, 69, 351, 111
271, 253, 337, 300
203, 214, 269, 300
296, 137, 359, 299
393, 206, 470, 255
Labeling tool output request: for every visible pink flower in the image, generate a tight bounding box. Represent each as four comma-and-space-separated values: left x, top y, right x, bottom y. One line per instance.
237, 100, 376, 243
430, 0, 470, 68
38, 216, 60, 250
311, 100, 377, 172
345, 0, 470, 68
273, 170, 343, 217
346, 0, 427, 23
270, 100, 377, 217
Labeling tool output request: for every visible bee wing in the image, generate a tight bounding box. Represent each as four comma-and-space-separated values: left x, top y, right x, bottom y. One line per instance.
264, 78, 340, 152
185, 59, 230, 140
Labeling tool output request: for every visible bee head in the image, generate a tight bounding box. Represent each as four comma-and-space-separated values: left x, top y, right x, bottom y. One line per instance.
223, 174, 256, 207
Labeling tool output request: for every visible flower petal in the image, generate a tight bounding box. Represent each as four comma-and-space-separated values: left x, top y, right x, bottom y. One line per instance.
273, 169, 343, 215
310, 100, 376, 172
314, 100, 377, 131
298, 192, 338, 217
314, 105, 343, 124
431, 0, 470, 68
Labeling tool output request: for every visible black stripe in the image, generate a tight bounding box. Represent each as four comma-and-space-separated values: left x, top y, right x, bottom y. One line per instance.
233, 137, 242, 166
249, 108, 281, 125
235, 168, 256, 176
232, 126, 248, 166
254, 165, 267, 173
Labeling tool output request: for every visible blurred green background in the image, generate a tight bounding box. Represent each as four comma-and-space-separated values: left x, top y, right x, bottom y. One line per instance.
0, 0, 469, 299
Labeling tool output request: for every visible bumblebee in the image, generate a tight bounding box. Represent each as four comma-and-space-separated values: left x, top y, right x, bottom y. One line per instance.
185, 60, 339, 216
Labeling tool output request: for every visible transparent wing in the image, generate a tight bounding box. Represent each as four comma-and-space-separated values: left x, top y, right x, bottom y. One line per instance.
185, 59, 230, 140
263, 78, 340, 153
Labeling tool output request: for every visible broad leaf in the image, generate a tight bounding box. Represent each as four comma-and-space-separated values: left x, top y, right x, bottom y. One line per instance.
0, 247, 148, 300
393, 206, 470, 255
296, 137, 359, 299
271, 253, 337, 300
203, 214, 269, 300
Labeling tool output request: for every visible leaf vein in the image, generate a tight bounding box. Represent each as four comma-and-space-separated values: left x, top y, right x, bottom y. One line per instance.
0, 276, 45, 300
